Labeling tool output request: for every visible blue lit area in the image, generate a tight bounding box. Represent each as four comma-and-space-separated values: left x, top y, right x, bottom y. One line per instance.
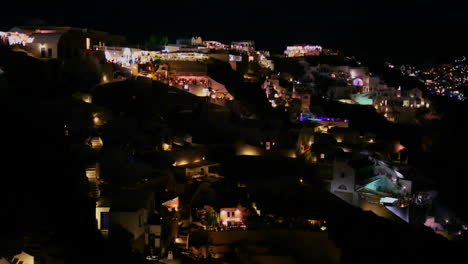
299, 113, 349, 123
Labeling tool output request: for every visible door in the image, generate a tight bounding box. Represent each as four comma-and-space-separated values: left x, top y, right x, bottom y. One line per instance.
101, 211, 110, 230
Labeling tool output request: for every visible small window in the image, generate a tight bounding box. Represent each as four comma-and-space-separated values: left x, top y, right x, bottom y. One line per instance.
341, 172, 346, 178
338, 184, 347, 190
40, 47, 46, 58
48, 48, 52, 58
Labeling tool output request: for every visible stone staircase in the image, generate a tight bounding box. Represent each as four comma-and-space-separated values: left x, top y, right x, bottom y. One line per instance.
86, 163, 101, 198
90, 137, 103, 150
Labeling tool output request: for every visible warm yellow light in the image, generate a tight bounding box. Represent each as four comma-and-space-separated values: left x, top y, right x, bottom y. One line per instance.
162, 143, 172, 151
86, 38, 91, 50
82, 94, 92, 103
177, 160, 188, 166
240, 149, 260, 156
90, 137, 103, 150
102, 75, 107, 82
93, 116, 100, 124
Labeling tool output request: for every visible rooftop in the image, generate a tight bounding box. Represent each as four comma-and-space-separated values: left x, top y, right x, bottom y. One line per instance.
176, 160, 219, 169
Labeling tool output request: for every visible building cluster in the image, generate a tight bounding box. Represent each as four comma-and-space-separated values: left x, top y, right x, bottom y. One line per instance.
266, 51, 433, 123
294, 112, 465, 236
285, 45, 322, 57
387, 57, 468, 101
0, 26, 278, 107
3, 24, 467, 264
422, 58, 467, 101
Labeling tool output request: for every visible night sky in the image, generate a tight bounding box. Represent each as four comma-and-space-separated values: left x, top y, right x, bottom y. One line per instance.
1, 0, 467, 63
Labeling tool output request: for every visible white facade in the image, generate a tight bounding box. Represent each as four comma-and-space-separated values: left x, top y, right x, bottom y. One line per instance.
27, 33, 63, 59
111, 208, 148, 240
10, 252, 34, 264
231, 41, 255, 53
203, 41, 228, 50
329, 161, 358, 206
219, 208, 243, 225
285, 45, 322, 57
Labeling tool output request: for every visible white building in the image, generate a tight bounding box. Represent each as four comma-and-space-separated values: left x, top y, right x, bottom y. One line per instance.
328, 161, 358, 206
96, 190, 156, 252
284, 45, 322, 57
176, 36, 203, 47
231, 41, 255, 54
7, 252, 34, 264
219, 206, 247, 229
203, 41, 228, 50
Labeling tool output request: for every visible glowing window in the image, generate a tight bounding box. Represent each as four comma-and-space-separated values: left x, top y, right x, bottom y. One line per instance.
353, 78, 364, 86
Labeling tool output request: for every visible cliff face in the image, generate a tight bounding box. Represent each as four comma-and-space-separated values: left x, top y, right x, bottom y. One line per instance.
208, 230, 341, 264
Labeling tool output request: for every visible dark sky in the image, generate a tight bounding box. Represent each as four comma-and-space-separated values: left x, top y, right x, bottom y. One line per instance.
1, 0, 467, 63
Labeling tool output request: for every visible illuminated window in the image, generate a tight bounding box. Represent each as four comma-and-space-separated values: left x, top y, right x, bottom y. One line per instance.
86, 37, 91, 50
